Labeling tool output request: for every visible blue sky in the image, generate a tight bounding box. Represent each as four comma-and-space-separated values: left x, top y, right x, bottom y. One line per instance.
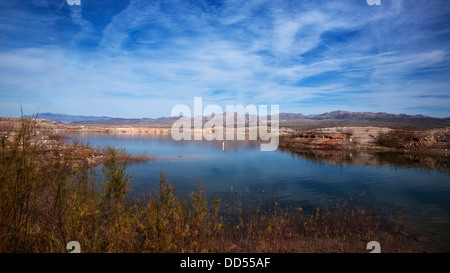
0, 0, 449, 118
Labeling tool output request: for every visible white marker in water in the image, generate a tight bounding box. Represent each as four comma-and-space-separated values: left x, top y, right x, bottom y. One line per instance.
222, 141, 224, 150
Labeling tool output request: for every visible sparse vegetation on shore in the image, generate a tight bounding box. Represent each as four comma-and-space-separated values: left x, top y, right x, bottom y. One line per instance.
0, 117, 435, 253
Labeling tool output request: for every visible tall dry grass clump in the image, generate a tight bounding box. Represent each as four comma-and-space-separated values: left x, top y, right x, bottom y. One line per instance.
0, 115, 72, 252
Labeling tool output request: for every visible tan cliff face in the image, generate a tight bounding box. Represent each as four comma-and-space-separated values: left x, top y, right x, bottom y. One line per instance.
67, 127, 171, 134
0, 118, 171, 135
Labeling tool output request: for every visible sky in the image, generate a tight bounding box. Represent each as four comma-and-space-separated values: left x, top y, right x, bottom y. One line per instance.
0, 0, 449, 118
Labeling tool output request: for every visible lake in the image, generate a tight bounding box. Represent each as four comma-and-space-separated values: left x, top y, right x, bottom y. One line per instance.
69, 133, 450, 241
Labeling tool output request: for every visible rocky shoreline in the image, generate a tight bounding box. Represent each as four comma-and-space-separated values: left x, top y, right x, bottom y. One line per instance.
0, 118, 157, 169
279, 126, 450, 154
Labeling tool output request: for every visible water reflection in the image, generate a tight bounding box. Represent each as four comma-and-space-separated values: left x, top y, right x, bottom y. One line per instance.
68, 133, 450, 228
71, 133, 448, 174
66, 133, 450, 250
279, 148, 450, 173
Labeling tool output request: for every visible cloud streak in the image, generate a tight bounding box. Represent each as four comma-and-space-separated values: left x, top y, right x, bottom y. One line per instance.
0, 0, 449, 118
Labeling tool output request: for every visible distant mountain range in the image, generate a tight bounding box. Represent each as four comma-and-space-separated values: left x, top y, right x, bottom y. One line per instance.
31, 113, 114, 124
30, 111, 450, 128
279, 111, 442, 120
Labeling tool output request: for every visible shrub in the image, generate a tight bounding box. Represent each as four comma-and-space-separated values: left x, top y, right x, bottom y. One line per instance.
375, 131, 399, 147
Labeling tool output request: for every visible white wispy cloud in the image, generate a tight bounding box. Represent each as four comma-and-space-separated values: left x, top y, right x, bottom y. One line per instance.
0, 0, 449, 117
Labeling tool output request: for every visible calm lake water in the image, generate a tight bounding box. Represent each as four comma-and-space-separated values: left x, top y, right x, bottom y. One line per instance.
70, 133, 449, 239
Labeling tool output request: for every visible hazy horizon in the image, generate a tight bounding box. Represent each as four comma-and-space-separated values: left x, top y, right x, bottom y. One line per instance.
8, 109, 449, 120
1, 0, 449, 118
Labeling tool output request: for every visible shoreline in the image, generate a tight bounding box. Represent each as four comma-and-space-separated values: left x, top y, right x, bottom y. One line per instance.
2, 118, 449, 168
